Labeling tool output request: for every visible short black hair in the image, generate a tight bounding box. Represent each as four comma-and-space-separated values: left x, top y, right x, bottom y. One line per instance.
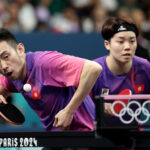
0, 28, 19, 49
101, 17, 139, 40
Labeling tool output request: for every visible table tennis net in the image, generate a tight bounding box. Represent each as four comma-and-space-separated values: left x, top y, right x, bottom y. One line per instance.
95, 94, 150, 133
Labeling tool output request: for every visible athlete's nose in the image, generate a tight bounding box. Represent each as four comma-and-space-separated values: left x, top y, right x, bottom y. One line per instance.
124, 42, 130, 51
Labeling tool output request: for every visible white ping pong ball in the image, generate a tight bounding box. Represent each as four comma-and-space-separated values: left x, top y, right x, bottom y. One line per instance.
23, 83, 32, 92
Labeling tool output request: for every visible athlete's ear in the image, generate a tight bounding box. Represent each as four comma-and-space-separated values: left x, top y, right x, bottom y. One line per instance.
16, 43, 25, 56
104, 40, 110, 51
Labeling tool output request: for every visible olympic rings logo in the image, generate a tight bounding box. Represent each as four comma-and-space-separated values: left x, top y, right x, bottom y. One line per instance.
111, 100, 150, 124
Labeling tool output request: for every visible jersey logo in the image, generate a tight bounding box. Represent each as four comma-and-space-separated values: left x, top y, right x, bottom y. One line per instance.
135, 84, 144, 93
102, 88, 109, 95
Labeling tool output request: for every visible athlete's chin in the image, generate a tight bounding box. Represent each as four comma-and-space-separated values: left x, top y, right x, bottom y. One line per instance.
7, 74, 19, 81
124, 58, 131, 62
7, 76, 17, 81
121, 57, 133, 63
119, 59, 131, 64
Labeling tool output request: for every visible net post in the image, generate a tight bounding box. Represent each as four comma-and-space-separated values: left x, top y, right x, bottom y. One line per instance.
94, 95, 104, 137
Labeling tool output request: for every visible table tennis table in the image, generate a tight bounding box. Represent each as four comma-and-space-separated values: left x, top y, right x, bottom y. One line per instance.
0, 130, 150, 149
1, 94, 150, 149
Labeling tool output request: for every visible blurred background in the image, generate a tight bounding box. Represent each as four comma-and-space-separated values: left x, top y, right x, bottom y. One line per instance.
0, 0, 149, 35
0, 0, 150, 132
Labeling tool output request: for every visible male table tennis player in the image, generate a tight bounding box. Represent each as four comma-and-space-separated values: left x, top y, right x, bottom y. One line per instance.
0, 28, 102, 131
91, 16, 150, 126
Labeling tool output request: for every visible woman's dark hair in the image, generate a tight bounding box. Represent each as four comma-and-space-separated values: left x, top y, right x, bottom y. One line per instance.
101, 17, 139, 40
0, 28, 19, 49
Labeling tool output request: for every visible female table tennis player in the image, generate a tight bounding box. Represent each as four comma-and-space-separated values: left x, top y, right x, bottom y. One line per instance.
91, 16, 150, 126
0, 28, 102, 131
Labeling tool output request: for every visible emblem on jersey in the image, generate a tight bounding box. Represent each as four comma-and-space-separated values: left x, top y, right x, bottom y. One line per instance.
32, 90, 41, 100
135, 84, 144, 93
102, 88, 109, 95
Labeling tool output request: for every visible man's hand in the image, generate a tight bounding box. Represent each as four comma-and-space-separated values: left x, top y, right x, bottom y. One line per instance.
104, 103, 113, 115
53, 109, 73, 130
0, 95, 7, 104
0, 84, 9, 104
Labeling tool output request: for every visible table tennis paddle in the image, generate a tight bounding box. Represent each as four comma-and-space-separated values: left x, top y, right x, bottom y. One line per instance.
0, 103, 25, 125
113, 89, 132, 114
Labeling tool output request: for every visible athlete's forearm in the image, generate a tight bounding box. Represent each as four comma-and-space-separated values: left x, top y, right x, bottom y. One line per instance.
64, 60, 102, 114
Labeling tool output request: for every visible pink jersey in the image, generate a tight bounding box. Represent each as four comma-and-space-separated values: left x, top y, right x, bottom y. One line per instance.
0, 51, 95, 131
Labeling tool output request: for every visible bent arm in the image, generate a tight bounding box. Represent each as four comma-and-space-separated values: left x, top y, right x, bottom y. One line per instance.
64, 60, 102, 114
53, 60, 102, 129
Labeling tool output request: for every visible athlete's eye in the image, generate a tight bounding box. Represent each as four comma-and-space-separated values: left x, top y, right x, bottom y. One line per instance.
117, 41, 124, 44
3, 55, 9, 59
130, 40, 135, 43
